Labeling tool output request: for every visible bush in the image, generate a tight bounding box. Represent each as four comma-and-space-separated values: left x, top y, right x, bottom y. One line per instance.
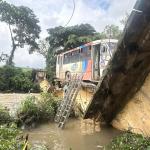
0, 66, 40, 93
0, 105, 13, 124
17, 94, 58, 127
31, 83, 41, 93
106, 132, 150, 150
0, 124, 24, 150
17, 96, 39, 126
38, 93, 58, 121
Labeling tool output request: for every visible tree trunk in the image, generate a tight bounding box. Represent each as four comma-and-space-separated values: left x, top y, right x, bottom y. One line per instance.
7, 44, 16, 65
7, 24, 16, 66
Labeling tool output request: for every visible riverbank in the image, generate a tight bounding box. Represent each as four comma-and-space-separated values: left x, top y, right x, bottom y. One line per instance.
0, 93, 150, 150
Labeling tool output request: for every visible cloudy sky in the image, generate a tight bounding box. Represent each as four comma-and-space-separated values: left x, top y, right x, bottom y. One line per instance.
0, 0, 137, 69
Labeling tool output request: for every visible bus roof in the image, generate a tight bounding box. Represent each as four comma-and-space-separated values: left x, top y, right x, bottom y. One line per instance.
91, 39, 118, 45
56, 39, 118, 55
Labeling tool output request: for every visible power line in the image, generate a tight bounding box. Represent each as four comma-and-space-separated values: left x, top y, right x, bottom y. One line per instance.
64, 0, 75, 27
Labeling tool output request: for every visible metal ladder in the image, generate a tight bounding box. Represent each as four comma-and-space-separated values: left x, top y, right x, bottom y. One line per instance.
54, 75, 83, 129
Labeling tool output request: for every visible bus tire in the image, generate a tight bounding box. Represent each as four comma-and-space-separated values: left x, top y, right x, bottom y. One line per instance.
65, 71, 71, 81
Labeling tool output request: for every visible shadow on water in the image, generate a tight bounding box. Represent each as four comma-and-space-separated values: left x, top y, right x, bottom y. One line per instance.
25, 119, 121, 150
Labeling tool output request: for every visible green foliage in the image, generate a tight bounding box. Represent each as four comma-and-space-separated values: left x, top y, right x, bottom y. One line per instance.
19, 96, 38, 116
0, 0, 41, 65
17, 94, 58, 126
46, 51, 56, 81
17, 96, 39, 126
39, 92, 58, 121
0, 105, 13, 124
38, 40, 49, 58
0, 124, 24, 150
65, 34, 94, 49
107, 132, 150, 150
0, 66, 40, 92
47, 24, 96, 50
101, 24, 122, 39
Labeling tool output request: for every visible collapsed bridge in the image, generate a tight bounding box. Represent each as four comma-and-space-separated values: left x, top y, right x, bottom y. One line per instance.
84, 0, 150, 131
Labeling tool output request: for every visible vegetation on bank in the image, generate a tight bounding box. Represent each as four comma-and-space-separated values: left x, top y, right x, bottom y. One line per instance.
106, 132, 150, 150
0, 106, 25, 150
16, 93, 58, 127
0, 93, 57, 150
0, 91, 74, 129
0, 123, 48, 150
0, 124, 25, 150
0, 105, 13, 124
0, 66, 40, 93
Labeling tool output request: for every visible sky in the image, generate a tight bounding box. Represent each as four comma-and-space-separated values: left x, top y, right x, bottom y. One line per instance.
0, 0, 137, 69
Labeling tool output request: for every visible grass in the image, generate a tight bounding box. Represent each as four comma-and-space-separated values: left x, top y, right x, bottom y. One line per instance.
106, 131, 150, 150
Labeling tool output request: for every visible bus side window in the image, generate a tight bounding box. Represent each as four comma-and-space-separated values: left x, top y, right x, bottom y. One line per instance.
63, 54, 69, 64
70, 50, 80, 63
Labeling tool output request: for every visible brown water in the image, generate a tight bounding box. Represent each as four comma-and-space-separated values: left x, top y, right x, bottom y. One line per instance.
25, 119, 120, 150
0, 93, 120, 149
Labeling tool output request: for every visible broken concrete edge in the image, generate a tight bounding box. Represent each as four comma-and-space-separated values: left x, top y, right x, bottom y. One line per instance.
84, 0, 150, 124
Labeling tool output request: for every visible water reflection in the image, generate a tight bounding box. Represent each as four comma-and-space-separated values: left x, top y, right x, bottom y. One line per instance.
25, 119, 120, 150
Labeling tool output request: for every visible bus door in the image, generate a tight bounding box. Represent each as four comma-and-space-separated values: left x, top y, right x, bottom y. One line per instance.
99, 44, 110, 76
92, 44, 100, 80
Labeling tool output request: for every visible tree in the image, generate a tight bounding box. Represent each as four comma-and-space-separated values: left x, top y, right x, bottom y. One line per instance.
0, 1, 41, 65
37, 39, 49, 58
101, 24, 122, 39
47, 24, 96, 51
46, 48, 56, 81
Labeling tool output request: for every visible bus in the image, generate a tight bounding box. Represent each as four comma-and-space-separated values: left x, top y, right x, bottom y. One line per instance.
56, 39, 118, 83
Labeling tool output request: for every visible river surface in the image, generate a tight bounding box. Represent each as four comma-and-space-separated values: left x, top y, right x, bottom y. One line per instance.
25, 119, 120, 150
0, 93, 121, 149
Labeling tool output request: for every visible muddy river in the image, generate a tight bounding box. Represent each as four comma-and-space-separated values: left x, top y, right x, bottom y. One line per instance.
0, 93, 120, 149
25, 119, 120, 150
